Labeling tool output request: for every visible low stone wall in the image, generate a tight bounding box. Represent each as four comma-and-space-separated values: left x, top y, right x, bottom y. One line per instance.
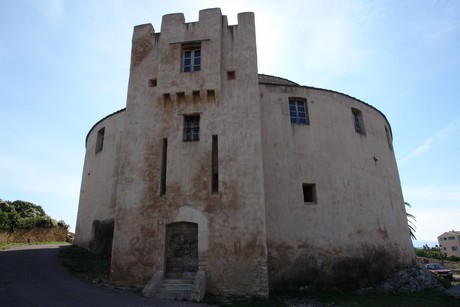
0, 227, 68, 244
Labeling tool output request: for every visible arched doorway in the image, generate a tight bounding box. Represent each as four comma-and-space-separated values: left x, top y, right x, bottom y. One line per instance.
165, 222, 198, 278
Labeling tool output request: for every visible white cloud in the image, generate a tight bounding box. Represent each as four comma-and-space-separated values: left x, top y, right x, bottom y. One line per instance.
404, 185, 460, 205
398, 115, 460, 165
436, 115, 460, 140
398, 137, 434, 165
403, 184, 460, 241
0, 153, 80, 200
27, 0, 64, 19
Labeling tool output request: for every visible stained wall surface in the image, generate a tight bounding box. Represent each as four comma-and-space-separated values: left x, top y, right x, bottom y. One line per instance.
259, 82, 416, 287
75, 8, 416, 298
74, 110, 125, 250
110, 8, 269, 297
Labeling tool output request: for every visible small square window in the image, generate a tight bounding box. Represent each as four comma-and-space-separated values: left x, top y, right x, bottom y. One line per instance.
302, 183, 317, 203
227, 70, 236, 80
289, 98, 309, 125
148, 78, 157, 87
183, 115, 200, 142
352, 108, 365, 134
182, 44, 201, 72
96, 127, 105, 153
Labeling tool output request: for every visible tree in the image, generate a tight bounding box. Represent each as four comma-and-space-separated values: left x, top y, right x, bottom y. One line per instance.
405, 202, 416, 240
0, 199, 67, 230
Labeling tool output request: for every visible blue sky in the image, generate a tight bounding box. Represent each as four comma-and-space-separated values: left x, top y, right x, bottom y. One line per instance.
1, 0, 459, 246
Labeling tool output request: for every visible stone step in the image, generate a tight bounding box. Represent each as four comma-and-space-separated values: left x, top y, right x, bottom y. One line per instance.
162, 279, 194, 285
155, 276, 196, 300
155, 289, 191, 300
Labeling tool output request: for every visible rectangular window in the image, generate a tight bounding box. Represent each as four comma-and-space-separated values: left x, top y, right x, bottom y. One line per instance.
452, 246, 458, 251
95, 127, 105, 153
302, 183, 317, 204
289, 98, 308, 124
160, 138, 167, 196
448, 236, 455, 240
183, 115, 200, 142
212, 135, 218, 194
352, 108, 365, 134
182, 44, 201, 72
385, 126, 393, 150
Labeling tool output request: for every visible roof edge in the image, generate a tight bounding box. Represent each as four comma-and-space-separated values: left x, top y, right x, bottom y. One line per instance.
85, 108, 126, 147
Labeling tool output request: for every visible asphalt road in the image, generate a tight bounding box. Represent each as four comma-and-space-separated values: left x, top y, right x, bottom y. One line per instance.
0, 244, 209, 307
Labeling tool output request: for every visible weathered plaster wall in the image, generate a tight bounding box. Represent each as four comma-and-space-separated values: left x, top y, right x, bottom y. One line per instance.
110, 9, 269, 297
74, 110, 125, 250
259, 83, 416, 288
75, 8, 417, 298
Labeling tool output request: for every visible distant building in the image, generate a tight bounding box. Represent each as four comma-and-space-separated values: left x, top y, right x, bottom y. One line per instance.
438, 231, 460, 258
74, 8, 416, 299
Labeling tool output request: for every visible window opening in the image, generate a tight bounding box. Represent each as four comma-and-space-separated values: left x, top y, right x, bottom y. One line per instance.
302, 183, 317, 203
177, 92, 186, 103
289, 98, 308, 124
227, 70, 236, 80
182, 44, 201, 72
163, 93, 172, 104
96, 127, 105, 153
212, 135, 218, 194
352, 108, 365, 134
183, 115, 200, 142
385, 126, 393, 150
160, 138, 168, 196
207, 89, 215, 103
148, 78, 157, 87
193, 90, 201, 103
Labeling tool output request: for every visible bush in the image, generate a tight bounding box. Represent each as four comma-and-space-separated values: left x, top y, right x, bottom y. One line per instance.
415, 245, 448, 261
448, 256, 460, 262
0, 199, 68, 231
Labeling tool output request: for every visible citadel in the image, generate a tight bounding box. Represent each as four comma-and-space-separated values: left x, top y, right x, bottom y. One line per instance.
75, 8, 415, 300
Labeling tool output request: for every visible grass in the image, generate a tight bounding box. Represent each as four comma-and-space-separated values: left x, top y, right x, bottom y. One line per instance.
56, 245, 460, 306
0, 241, 68, 250
58, 245, 111, 283
206, 287, 460, 307
58, 245, 142, 293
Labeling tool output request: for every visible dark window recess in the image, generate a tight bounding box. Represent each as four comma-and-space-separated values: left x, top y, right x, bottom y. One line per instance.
211, 135, 218, 194
183, 46, 201, 72
289, 98, 309, 124
163, 93, 172, 104
385, 126, 393, 150
227, 70, 236, 80
352, 108, 365, 134
96, 127, 105, 153
183, 115, 200, 142
148, 78, 157, 87
160, 138, 168, 196
207, 89, 215, 103
302, 183, 317, 203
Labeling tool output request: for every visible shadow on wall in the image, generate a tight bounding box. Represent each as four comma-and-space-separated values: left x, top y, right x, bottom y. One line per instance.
89, 219, 114, 256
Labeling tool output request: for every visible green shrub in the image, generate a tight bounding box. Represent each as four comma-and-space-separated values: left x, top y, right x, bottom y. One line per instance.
0, 198, 68, 230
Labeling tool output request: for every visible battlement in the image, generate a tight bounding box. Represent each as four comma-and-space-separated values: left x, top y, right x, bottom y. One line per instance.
159, 8, 254, 33
131, 8, 255, 46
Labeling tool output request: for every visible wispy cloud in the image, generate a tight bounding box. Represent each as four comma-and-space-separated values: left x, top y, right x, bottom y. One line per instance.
398, 137, 434, 165
403, 184, 460, 240
404, 185, 460, 205
0, 152, 80, 200
398, 115, 460, 165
